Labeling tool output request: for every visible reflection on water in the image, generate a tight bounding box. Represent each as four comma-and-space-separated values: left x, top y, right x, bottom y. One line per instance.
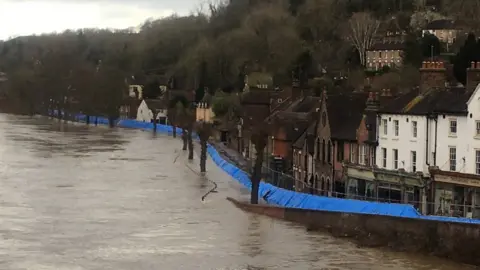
0, 114, 474, 270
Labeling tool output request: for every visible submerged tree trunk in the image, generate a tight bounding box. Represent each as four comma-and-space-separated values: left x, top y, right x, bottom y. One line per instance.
108, 116, 115, 128
251, 135, 267, 204
188, 128, 194, 160
172, 124, 177, 138
182, 129, 188, 150
200, 139, 207, 173
251, 150, 264, 204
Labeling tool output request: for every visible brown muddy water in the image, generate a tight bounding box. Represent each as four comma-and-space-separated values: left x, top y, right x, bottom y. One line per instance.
0, 114, 474, 270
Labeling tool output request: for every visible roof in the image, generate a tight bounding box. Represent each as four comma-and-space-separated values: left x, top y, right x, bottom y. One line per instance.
425, 19, 455, 30
379, 88, 472, 115
369, 42, 405, 51
293, 96, 321, 113
241, 91, 271, 105
144, 99, 166, 110
293, 130, 306, 149
327, 93, 368, 141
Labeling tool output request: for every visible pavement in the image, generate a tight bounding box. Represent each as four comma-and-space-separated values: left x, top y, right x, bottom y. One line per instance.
210, 141, 250, 173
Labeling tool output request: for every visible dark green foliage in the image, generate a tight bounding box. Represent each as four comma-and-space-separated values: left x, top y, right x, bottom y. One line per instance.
453, 33, 480, 84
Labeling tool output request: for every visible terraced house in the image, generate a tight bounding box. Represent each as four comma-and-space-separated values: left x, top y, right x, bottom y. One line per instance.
344, 61, 480, 217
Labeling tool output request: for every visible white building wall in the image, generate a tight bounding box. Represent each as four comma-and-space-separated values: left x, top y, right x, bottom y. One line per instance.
136, 100, 168, 123
463, 85, 480, 174
435, 114, 468, 172
136, 100, 153, 122
376, 114, 431, 173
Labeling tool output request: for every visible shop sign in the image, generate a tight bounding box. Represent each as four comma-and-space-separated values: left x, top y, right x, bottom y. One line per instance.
435, 174, 480, 188
346, 167, 374, 180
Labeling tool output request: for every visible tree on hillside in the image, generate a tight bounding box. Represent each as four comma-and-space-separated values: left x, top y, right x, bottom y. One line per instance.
345, 12, 380, 66
403, 32, 424, 67
421, 33, 442, 59
442, 0, 480, 32
296, 0, 350, 73
453, 33, 480, 84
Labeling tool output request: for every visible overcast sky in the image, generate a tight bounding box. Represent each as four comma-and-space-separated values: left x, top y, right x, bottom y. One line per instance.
0, 0, 201, 40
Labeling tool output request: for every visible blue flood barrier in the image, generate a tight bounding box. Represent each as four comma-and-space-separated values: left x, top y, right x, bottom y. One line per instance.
48, 114, 480, 224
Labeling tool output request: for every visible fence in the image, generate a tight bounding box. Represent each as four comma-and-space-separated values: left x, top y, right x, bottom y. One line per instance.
47, 112, 480, 224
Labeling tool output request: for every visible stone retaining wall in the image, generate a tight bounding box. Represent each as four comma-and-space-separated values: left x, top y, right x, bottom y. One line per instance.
227, 197, 480, 266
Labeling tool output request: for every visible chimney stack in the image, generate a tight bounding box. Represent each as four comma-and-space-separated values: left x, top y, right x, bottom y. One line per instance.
467, 61, 480, 92
366, 91, 379, 111
419, 61, 446, 94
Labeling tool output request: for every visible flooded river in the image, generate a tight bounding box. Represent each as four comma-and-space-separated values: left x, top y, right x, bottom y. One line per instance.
0, 115, 474, 270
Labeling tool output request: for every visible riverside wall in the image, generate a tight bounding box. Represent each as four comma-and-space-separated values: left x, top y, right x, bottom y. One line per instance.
227, 198, 480, 266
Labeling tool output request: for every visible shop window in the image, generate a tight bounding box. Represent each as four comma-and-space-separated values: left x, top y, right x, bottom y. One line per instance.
449, 147, 456, 171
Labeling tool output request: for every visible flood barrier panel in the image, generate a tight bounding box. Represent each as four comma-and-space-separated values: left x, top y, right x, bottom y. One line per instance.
50, 112, 480, 225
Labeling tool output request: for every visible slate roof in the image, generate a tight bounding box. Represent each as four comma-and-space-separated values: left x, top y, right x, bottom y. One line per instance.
241, 90, 271, 105
425, 19, 456, 30
283, 120, 310, 142
327, 93, 368, 141
369, 42, 405, 51
293, 129, 307, 149
293, 96, 322, 113
144, 99, 167, 110
379, 88, 471, 115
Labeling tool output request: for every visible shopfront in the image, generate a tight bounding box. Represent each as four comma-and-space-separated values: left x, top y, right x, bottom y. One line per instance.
346, 165, 427, 213
345, 166, 376, 201
431, 170, 480, 218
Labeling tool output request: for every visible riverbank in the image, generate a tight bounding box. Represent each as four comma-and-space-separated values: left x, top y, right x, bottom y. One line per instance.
226, 197, 480, 267
46, 113, 480, 266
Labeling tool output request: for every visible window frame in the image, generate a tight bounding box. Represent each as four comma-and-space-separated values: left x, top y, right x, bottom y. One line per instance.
359, 145, 367, 165
411, 151, 417, 172
476, 121, 480, 136
382, 119, 388, 135
412, 121, 417, 138
476, 150, 480, 175
449, 147, 456, 171
382, 148, 387, 168
393, 120, 399, 136
449, 119, 457, 135
393, 149, 398, 169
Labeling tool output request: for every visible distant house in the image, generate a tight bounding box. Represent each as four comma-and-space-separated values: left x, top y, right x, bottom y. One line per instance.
366, 42, 405, 70
129, 85, 143, 100
423, 19, 457, 45
136, 99, 168, 124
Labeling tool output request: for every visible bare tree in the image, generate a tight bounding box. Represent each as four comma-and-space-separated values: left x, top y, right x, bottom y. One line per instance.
195, 121, 213, 173
442, 0, 480, 32
346, 12, 380, 67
